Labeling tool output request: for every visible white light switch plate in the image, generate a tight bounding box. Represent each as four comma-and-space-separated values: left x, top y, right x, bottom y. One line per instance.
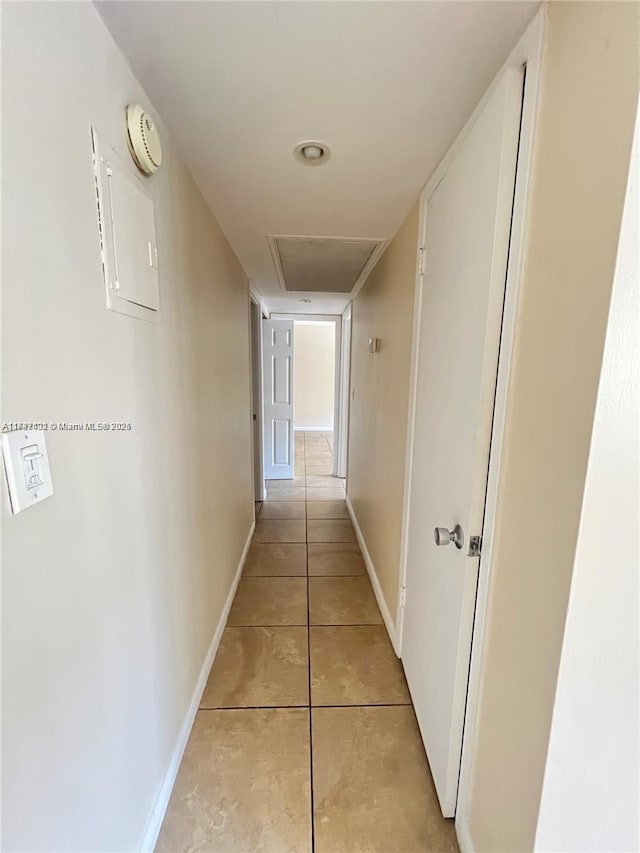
2, 429, 54, 514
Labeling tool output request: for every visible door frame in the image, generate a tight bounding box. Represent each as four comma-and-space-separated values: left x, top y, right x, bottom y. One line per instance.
395, 8, 545, 835
249, 291, 266, 502
336, 303, 353, 479
271, 312, 343, 475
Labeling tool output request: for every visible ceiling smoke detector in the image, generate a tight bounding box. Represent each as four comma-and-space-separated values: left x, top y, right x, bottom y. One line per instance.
126, 104, 162, 175
293, 141, 331, 166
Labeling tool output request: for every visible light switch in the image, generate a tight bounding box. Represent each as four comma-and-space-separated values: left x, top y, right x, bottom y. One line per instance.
2, 429, 54, 514
21, 445, 45, 489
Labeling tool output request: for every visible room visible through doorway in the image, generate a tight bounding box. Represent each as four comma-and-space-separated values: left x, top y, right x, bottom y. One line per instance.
294, 320, 336, 437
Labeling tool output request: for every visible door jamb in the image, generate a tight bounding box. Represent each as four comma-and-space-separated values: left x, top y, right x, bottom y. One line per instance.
336, 303, 353, 479
393, 8, 545, 839
270, 312, 343, 474
249, 291, 266, 502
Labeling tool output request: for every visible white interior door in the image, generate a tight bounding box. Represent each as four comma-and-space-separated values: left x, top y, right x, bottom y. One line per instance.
402, 68, 524, 816
262, 318, 294, 480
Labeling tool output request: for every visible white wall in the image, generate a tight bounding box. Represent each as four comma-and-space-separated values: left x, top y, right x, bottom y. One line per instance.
1, 4, 253, 850
535, 98, 639, 853
294, 321, 335, 430
347, 204, 418, 620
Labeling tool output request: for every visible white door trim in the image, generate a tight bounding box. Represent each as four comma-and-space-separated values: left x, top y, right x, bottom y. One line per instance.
270, 312, 343, 474
249, 293, 266, 503
337, 303, 353, 479
395, 8, 545, 837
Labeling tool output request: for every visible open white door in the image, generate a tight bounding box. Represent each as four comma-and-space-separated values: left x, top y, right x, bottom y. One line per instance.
401, 68, 524, 816
262, 318, 294, 480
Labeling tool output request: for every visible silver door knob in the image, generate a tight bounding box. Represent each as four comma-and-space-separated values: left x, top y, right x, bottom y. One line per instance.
434, 524, 464, 550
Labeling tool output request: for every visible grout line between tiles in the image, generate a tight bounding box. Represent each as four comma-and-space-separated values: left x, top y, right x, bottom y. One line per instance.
305, 432, 317, 853
227, 622, 381, 628
244, 574, 365, 578
199, 704, 309, 711
227, 623, 309, 628
198, 702, 412, 711
308, 623, 384, 627
254, 540, 354, 545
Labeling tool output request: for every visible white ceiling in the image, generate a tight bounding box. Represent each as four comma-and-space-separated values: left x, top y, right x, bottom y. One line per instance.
97, 1, 538, 315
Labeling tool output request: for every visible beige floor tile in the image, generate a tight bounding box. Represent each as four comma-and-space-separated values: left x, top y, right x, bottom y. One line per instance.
306, 500, 349, 520
305, 463, 333, 475
244, 543, 307, 577
308, 543, 366, 576
259, 501, 306, 520
306, 487, 346, 501
305, 475, 341, 488
268, 476, 306, 490
310, 626, 410, 706
156, 709, 311, 853
201, 627, 309, 708
309, 577, 382, 625
229, 578, 307, 626
307, 519, 356, 543
312, 706, 457, 853
264, 488, 306, 502
254, 519, 306, 543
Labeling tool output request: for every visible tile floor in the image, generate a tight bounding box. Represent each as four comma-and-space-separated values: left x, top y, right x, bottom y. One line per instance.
156, 432, 458, 853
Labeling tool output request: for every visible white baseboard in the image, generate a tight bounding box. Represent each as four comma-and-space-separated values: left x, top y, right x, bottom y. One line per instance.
455, 815, 474, 852
139, 520, 255, 852
345, 495, 399, 655
294, 426, 333, 432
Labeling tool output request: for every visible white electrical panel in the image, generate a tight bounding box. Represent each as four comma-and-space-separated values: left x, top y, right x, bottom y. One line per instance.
2, 430, 54, 514
92, 128, 160, 321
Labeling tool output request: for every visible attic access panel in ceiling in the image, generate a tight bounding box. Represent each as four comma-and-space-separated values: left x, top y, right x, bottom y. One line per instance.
270, 236, 385, 293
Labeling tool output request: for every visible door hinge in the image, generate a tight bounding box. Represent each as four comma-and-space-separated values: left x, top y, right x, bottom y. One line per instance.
468, 535, 482, 557
400, 585, 407, 607
418, 247, 426, 276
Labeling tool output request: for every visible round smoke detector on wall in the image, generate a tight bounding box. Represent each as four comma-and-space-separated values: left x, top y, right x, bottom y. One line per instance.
126, 104, 162, 175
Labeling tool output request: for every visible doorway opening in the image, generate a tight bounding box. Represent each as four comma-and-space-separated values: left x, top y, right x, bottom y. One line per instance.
266, 312, 350, 484
293, 319, 336, 439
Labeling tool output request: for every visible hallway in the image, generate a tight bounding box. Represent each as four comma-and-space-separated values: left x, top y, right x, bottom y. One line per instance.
156, 432, 457, 852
